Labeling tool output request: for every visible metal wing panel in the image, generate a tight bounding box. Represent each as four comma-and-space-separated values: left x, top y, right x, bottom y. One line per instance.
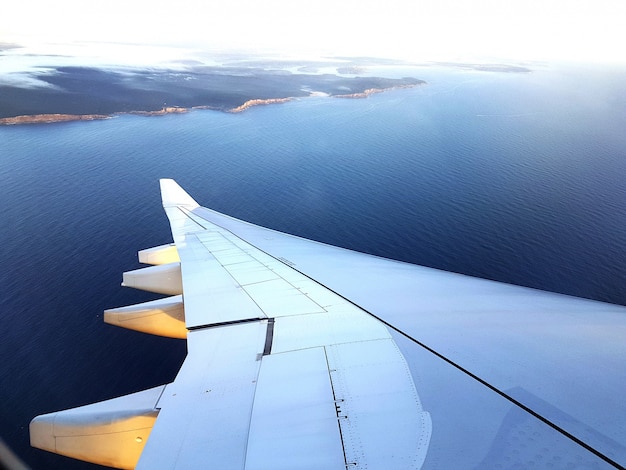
178, 232, 267, 327
270, 308, 389, 354
244, 347, 346, 470
327, 340, 432, 469
136, 322, 268, 469
183, 191, 626, 467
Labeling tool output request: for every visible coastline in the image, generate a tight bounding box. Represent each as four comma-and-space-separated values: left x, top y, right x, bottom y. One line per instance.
0, 113, 112, 125
334, 87, 386, 99
0, 99, 291, 125
0, 107, 194, 126
228, 97, 293, 113
333, 83, 423, 99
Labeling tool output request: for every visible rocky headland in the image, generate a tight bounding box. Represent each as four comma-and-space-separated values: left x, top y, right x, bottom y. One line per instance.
229, 98, 293, 113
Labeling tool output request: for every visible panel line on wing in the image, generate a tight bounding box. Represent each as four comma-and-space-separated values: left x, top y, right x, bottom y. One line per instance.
322, 346, 353, 469
176, 206, 206, 230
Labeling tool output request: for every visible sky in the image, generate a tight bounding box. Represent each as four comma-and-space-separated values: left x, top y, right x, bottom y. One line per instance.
1, 0, 626, 63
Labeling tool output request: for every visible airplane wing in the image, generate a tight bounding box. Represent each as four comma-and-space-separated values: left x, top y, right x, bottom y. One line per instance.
30, 179, 626, 469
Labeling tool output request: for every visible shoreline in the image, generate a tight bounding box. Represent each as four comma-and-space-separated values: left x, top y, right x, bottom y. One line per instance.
228, 97, 294, 113
0, 84, 422, 126
0, 113, 112, 125
332, 83, 417, 99
0, 107, 195, 126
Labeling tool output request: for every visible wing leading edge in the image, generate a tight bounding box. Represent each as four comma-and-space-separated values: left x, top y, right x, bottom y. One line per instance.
30, 180, 432, 469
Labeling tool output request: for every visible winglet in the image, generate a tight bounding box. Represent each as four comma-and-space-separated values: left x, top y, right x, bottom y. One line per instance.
159, 179, 199, 209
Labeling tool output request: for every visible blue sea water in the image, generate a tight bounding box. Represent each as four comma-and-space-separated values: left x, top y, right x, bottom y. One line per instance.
1, 63, 625, 469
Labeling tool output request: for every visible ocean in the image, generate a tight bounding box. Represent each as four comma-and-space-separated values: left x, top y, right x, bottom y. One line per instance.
1, 63, 625, 469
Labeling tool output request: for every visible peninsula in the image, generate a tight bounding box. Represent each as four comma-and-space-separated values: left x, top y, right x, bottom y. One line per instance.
0, 64, 426, 125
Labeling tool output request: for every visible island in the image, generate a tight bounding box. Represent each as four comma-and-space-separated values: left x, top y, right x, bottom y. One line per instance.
0, 63, 426, 125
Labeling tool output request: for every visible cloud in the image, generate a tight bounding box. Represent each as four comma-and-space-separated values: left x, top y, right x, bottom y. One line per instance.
2, 0, 625, 62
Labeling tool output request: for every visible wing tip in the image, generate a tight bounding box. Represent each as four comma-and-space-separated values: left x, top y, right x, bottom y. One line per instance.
159, 179, 199, 209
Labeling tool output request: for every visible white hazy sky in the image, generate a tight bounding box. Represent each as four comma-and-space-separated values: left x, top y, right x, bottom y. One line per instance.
1, 0, 625, 63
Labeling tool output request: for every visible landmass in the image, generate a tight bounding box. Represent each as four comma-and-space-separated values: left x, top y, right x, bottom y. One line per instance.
0, 63, 426, 125
0, 49, 536, 125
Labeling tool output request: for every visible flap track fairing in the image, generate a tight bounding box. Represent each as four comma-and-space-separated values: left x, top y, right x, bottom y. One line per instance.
122, 262, 182, 295
104, 295, 186, 338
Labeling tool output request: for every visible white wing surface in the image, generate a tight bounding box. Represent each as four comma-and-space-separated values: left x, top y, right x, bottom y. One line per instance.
30, 179, 626, 469
30, 180, 432, 469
